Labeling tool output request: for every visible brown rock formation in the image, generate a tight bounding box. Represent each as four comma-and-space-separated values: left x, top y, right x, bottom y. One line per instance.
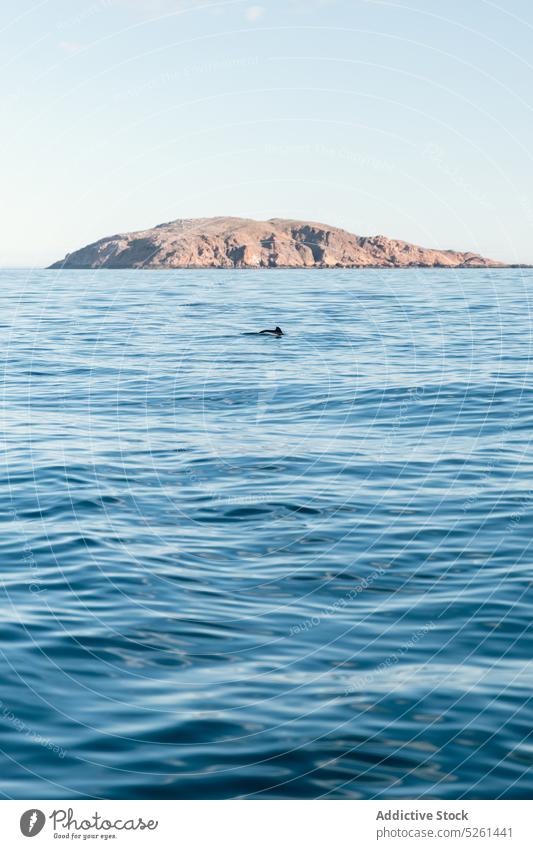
49, 217, 504, 269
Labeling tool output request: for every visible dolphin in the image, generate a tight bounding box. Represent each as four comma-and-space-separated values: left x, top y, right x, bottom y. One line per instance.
259, 326, 283, 336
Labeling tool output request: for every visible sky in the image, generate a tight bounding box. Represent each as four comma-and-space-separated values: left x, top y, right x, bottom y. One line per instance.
1, 0, 533, 265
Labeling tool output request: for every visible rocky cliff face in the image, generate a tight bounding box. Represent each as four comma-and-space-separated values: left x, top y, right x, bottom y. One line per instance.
49, 217, 503, 269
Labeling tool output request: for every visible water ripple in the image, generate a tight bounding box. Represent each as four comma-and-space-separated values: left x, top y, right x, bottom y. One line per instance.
0, 268, 532, 799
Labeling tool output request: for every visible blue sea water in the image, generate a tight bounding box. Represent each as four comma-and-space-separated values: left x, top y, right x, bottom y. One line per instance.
0, 267, 532, 800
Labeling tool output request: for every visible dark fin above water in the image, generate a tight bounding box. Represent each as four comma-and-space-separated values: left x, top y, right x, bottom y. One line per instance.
259, 326, 283, 336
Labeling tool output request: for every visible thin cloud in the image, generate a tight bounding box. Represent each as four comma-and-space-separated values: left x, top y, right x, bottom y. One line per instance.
245, 5, 265, 21
59, 41, 84, 54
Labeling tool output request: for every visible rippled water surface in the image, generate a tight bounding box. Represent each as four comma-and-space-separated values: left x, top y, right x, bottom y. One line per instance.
1, 268, 532, 799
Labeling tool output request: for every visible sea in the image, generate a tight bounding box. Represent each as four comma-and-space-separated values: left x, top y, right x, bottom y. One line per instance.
0, 267, 532, 799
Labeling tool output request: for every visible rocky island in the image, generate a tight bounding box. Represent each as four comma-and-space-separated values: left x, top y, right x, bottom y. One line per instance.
49, 216, 503, 269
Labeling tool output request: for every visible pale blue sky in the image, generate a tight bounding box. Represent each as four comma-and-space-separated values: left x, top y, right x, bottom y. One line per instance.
2, 0, 533, 265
